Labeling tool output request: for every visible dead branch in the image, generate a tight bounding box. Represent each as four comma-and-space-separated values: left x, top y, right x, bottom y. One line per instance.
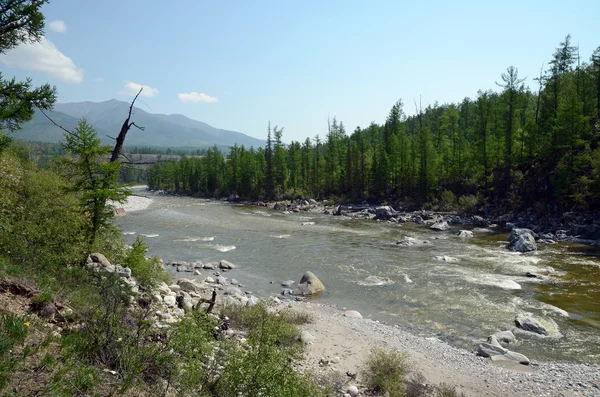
110, 88, 144, 162
37, 107, 76, 137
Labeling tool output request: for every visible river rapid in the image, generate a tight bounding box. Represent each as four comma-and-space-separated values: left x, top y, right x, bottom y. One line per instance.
116, 190, 600, 364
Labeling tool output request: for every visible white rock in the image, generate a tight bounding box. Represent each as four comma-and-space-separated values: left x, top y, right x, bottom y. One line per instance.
205, 277, 215, 283
163, 295, 177, 307
300, 330, 315, 344
219, 260, 236, 269
344, 310, 363, 319
347, 385, 359, 397
246, 296, 259, 307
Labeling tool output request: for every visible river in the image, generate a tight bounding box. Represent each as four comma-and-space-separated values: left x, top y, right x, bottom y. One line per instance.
115, 190, 600, 364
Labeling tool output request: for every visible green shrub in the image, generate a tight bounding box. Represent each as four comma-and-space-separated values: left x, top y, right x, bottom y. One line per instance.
361, 348, 410, 397
438, 190, 457, 211
457, 194, 479, 215
122, 236, 167, 288
435, 383, 465, 397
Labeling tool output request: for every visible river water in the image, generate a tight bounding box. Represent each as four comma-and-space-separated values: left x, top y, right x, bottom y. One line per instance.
115, 190, 600, 364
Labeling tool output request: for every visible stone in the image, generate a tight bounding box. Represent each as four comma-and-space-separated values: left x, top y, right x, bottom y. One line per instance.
396, 237, 430, 246
231, 279, 239, 285
472, 215, 489, 227
514, 314, 549, 335
177, 264, 193, 273
347, 385, 359, 397
202, 263, 215, 270
90, 252, 111, 267
246, 296, 259, 307
156, 282, 171, 296
478, 335, 530, 364
116, 265, 132, 278
457, 230, 473, 238
177, 278, 202, 293
493, 330, 516, 345
224, 286, 242, 296
227, 193, 240, 202
194, 270, 202, 276
300, 330, 315, 344
193, 261, 203, 269
216, 276, 227, 285
292, 271, 325, 296
281, 280, 295, 287
434, 255, 457, 262
163, 295, 177, 307
344, 310, 363, 319
507, 228, 538, 252
219, 260, 236, 270
204, 276, 215, 283
430, 221, 450, 231
375, 206, 395, 220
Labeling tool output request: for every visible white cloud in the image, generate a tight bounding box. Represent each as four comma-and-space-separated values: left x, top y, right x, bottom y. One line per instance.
0, 37, 83, 83
119, 81, 159, 97
178, 91, 219, 104
49, 20, 67, 33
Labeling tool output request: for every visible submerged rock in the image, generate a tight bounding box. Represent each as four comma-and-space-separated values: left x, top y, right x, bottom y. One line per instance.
434, 255, 457, 262
514, 314, 549, 336
507, 228, 538, 252
293, 271, 325, 296
396, 237, 430, 247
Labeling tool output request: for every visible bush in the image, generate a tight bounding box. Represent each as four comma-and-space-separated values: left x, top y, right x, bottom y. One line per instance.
361, 348, 410, 397
122, 236, 167, 288
457, 194, 479, 215
435, 383, 465, 397
438, 190, 457, 211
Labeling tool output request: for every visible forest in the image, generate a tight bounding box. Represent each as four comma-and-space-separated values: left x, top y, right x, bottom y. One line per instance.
147, 36, 600, 213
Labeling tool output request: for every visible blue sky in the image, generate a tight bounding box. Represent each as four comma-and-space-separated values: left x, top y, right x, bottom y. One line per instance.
1, 0, 599, 142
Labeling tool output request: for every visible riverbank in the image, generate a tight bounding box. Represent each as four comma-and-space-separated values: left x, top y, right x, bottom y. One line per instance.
285, 301, 600, 397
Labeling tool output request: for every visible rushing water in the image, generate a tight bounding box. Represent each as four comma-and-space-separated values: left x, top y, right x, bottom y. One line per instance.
116, 190, 600, 364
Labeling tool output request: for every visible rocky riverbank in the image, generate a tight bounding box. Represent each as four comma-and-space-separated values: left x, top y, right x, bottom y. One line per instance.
86, 249, 600, 396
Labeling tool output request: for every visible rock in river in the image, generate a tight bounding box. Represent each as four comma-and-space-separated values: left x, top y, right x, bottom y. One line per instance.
507, 228, 538, 252
456, 230, 473, 238
219, 260, 236, 270
375, 206, 395, 220
514, 314, 549, 336
396, 237, 430, 247
430, 221, 450, 231
293, 271, 325, 296
478, 335, 530, 365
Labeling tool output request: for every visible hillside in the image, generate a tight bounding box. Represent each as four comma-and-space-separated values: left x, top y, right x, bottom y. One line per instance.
10, 99, 265, 149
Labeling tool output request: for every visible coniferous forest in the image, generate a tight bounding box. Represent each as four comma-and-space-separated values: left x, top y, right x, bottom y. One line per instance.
148, 36, 600, 213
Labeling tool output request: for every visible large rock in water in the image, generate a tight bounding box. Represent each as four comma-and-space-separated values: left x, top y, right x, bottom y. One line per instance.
375, 206, 395, 220
507, 228, 538, 252
514, 314, 549, 336
293, 271, 325, 296
430, 221, 450, 231
478, 336, 530, 365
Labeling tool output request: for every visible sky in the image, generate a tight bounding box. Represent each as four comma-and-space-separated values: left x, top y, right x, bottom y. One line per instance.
1, 0, 599, 142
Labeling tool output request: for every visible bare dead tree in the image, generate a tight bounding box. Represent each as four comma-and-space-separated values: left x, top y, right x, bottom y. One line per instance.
110, 87, 145, 162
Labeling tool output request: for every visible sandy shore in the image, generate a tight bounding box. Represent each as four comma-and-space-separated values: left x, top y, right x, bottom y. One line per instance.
111, 195, 153, 212
284, 301, 599, 397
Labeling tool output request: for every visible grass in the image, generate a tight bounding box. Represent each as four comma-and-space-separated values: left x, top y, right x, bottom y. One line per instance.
362, 347, 410, 397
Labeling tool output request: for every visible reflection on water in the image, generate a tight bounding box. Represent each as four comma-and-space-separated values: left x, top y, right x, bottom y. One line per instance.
116, 193, 600, 364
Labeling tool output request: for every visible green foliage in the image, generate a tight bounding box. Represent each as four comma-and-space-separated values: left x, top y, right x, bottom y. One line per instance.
63, 119, 130, 249
0, 313, 29, 389
458, 195, 479, 215
438, 190, 457, 211
361, 348, 410, 397
122, 236, 167, 288
0, 165, 87, 272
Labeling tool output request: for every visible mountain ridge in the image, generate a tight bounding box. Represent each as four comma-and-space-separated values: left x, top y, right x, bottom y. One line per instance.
11, 99, 265, 149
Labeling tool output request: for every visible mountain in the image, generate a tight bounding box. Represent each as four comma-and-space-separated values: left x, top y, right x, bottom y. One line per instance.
11, 99, 265, 149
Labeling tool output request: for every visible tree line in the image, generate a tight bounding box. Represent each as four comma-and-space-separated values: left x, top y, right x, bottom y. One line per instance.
148, 35, 600, 212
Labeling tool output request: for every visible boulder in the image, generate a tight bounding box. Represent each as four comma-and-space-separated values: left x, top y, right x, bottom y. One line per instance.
375, 206, 395, 220
246, 296, 259, 307
472, 215, 489, 227
177, 278, 202, 293
90, 253, 111, 268
115, 265, 132, 278
347, 385, 359, 397
205, 276, 215, 283
430, 221, 450, 231
300, 330, 315, 344
456, 230, 473, 238
163, 295, 177, 307
216, 276, 227, 285
514, 314, 549, 336
224, 286, 242, 296
219, 260, 236, 270
344, 310, 363, 319
202, 263, 215, 270
478, 336, 530, 365
227, 193, 240, 202
177, 264, 193, 273
281, 280, 295, 287
507, 228, 538, 252
292, 271, 325, 296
